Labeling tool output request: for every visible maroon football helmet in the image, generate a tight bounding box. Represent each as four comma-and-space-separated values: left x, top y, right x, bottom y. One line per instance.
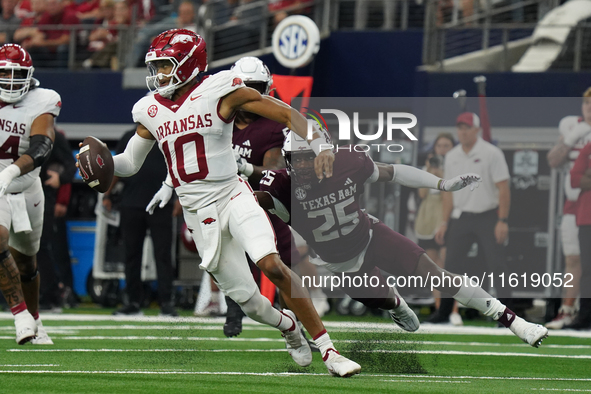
0, 44, 34, 103
145, 29, 207, 98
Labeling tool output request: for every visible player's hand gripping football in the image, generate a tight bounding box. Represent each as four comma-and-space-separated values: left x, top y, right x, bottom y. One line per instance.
439, 173, 481, 192
146, 182, 174, 215
315, 150, 334, 180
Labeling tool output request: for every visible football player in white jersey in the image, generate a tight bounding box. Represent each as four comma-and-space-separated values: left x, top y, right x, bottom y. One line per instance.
546, 88, 591, 329
107, 29, 359, 377
0, 44, 61, 345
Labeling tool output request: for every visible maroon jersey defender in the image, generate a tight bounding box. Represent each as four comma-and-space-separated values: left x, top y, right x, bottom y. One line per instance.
258, 131, 550, 348
259, 150, 423, 278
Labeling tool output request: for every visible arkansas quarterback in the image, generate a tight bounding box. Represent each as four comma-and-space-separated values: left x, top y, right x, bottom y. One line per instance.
257, 132, 550, 348
106, 29, 360, 377
0, 44, 61, 345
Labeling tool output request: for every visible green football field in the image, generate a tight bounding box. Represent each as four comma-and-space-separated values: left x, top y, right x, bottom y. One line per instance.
0, 312, 590, 394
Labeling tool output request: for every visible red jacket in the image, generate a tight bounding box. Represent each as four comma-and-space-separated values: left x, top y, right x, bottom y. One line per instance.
571, 142, 591, 226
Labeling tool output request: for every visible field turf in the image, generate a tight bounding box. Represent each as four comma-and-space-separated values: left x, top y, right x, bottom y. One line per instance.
0, 311, 590, 393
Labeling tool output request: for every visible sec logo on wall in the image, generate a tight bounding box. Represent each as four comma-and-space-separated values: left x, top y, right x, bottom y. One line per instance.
272, 15, 320, 69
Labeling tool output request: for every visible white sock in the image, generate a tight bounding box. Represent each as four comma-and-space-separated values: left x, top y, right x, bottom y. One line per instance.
238, 292, 292, 331
314, 330, 338, 359
453, 280, 505, 319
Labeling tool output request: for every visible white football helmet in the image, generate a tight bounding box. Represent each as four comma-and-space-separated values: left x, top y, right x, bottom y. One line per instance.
283, 131, 315, 184
231, 57, 273, 95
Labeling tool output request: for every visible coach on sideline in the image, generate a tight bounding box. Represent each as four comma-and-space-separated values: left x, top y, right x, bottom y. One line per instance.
429, 112, 512, 323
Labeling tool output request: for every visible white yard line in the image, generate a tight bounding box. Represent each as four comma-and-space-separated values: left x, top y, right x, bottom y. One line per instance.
0, 313, 589, 338
6, 348, 591, 359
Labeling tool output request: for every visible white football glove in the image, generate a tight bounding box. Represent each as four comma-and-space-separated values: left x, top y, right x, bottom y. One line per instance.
439, 173, 482, 192
233, 150, 254, 177
0, 164, 21, 198
146, 182, 174, 215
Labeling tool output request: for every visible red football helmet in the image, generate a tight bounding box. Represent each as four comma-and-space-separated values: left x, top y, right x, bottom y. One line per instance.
0, 43, 34, 103
145, 29, 207, 98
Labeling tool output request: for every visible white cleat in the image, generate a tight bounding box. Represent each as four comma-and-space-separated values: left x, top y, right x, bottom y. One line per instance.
14, 311, 37, 345
389, 291, 420, 332
280, 310, 313, 367
31, 325, 54, 345
510, 316, 549, 348
323, 349, 361, 377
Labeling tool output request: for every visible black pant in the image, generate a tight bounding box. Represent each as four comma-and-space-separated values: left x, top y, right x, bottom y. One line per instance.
438, 209, 511, 316
120, 206, 174, 306
578, 225, 591, 321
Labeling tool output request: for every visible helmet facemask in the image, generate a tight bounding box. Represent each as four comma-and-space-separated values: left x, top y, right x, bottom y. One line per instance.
145, 45, 203, 99
285, 150, 316, 185
0, 64, 33, 103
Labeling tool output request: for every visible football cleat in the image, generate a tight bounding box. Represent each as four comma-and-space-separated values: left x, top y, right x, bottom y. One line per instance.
449, 312, 464, 326
323, 349, 361, 377
223, 296, 245, 337
510, 316, 549, 348
14, 311, 37, 345
389, 290, 420, 332
31, 325, 53, 345
280, 310, 313, 367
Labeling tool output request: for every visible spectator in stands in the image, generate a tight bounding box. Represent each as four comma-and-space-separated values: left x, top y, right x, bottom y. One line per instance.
22, 0, 79, 68
82, 0, 129, 69
127, 0, 155, 26
0, 0, 21, 44
268, 0, 312, 27
128, 0, 197, 67
415, 133, 462, 325
429, 112, 512, 324
568, 143, 591, 330
37, 130, 76, 311
76, 0, 102, 22
107, 129, 178, 317
13, 0, 45, 47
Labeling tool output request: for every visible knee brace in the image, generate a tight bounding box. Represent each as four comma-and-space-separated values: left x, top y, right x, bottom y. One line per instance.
20, 269, 39, 283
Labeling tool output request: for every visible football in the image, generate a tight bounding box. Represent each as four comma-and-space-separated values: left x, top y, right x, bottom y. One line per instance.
78, 136, 114, 193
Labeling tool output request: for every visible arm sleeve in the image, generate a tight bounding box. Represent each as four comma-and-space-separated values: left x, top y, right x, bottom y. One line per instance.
113, 132, 155, 177
571, 143, 591, 188
391, 164, 441, 189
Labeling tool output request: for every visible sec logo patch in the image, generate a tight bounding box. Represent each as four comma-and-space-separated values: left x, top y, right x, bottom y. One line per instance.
148, 105, 158, 117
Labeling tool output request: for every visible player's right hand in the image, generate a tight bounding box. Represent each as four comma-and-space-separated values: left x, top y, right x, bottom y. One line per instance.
315, 149, 334, 180
146, 182, 173, 215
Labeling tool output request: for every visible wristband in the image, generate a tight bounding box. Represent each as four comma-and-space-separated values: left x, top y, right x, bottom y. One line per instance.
498, 217, 508, 223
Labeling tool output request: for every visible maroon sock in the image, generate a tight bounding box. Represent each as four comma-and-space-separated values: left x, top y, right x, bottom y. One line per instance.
32, 311, 39, 320
497, 307, 517, 328
313, 329, 327, 341
10, 301, 27, 316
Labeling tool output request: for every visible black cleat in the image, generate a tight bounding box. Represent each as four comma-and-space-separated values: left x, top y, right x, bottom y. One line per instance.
223, 296, 245, 337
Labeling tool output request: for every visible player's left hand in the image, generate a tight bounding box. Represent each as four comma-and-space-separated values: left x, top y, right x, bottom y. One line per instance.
0, 164, 21, 198
440, 173, 481, 192
233, 150, 253, 177
146, 182, 173, 215
315, 150, 334, 180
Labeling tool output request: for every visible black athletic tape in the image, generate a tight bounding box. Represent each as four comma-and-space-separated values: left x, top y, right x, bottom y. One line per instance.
24, 134, 53, 168
20, 269, 39, 283
0, 249, 10, 261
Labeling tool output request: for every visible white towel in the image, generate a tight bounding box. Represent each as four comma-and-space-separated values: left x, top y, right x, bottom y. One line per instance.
7, 193, 32, 233
197, 203, 222, 272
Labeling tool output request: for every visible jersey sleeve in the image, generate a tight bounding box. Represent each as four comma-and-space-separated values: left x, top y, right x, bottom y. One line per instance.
205, 70, 246, 100
34, 89, 62, 118
259, 169, 291, 211
265, 123, 289, 151
344, 150, 376, 185
131, 96, 151, 125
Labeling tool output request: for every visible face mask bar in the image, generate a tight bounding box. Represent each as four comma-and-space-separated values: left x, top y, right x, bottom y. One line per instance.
0, 65, 33, 103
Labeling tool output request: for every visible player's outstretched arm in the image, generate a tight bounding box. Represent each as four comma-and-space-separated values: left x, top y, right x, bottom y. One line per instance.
112, 123, 155, 178
222, 87, 334, 179
0, 113, 55, 197
253, 190, 290, 223
374, 162, 482, 191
